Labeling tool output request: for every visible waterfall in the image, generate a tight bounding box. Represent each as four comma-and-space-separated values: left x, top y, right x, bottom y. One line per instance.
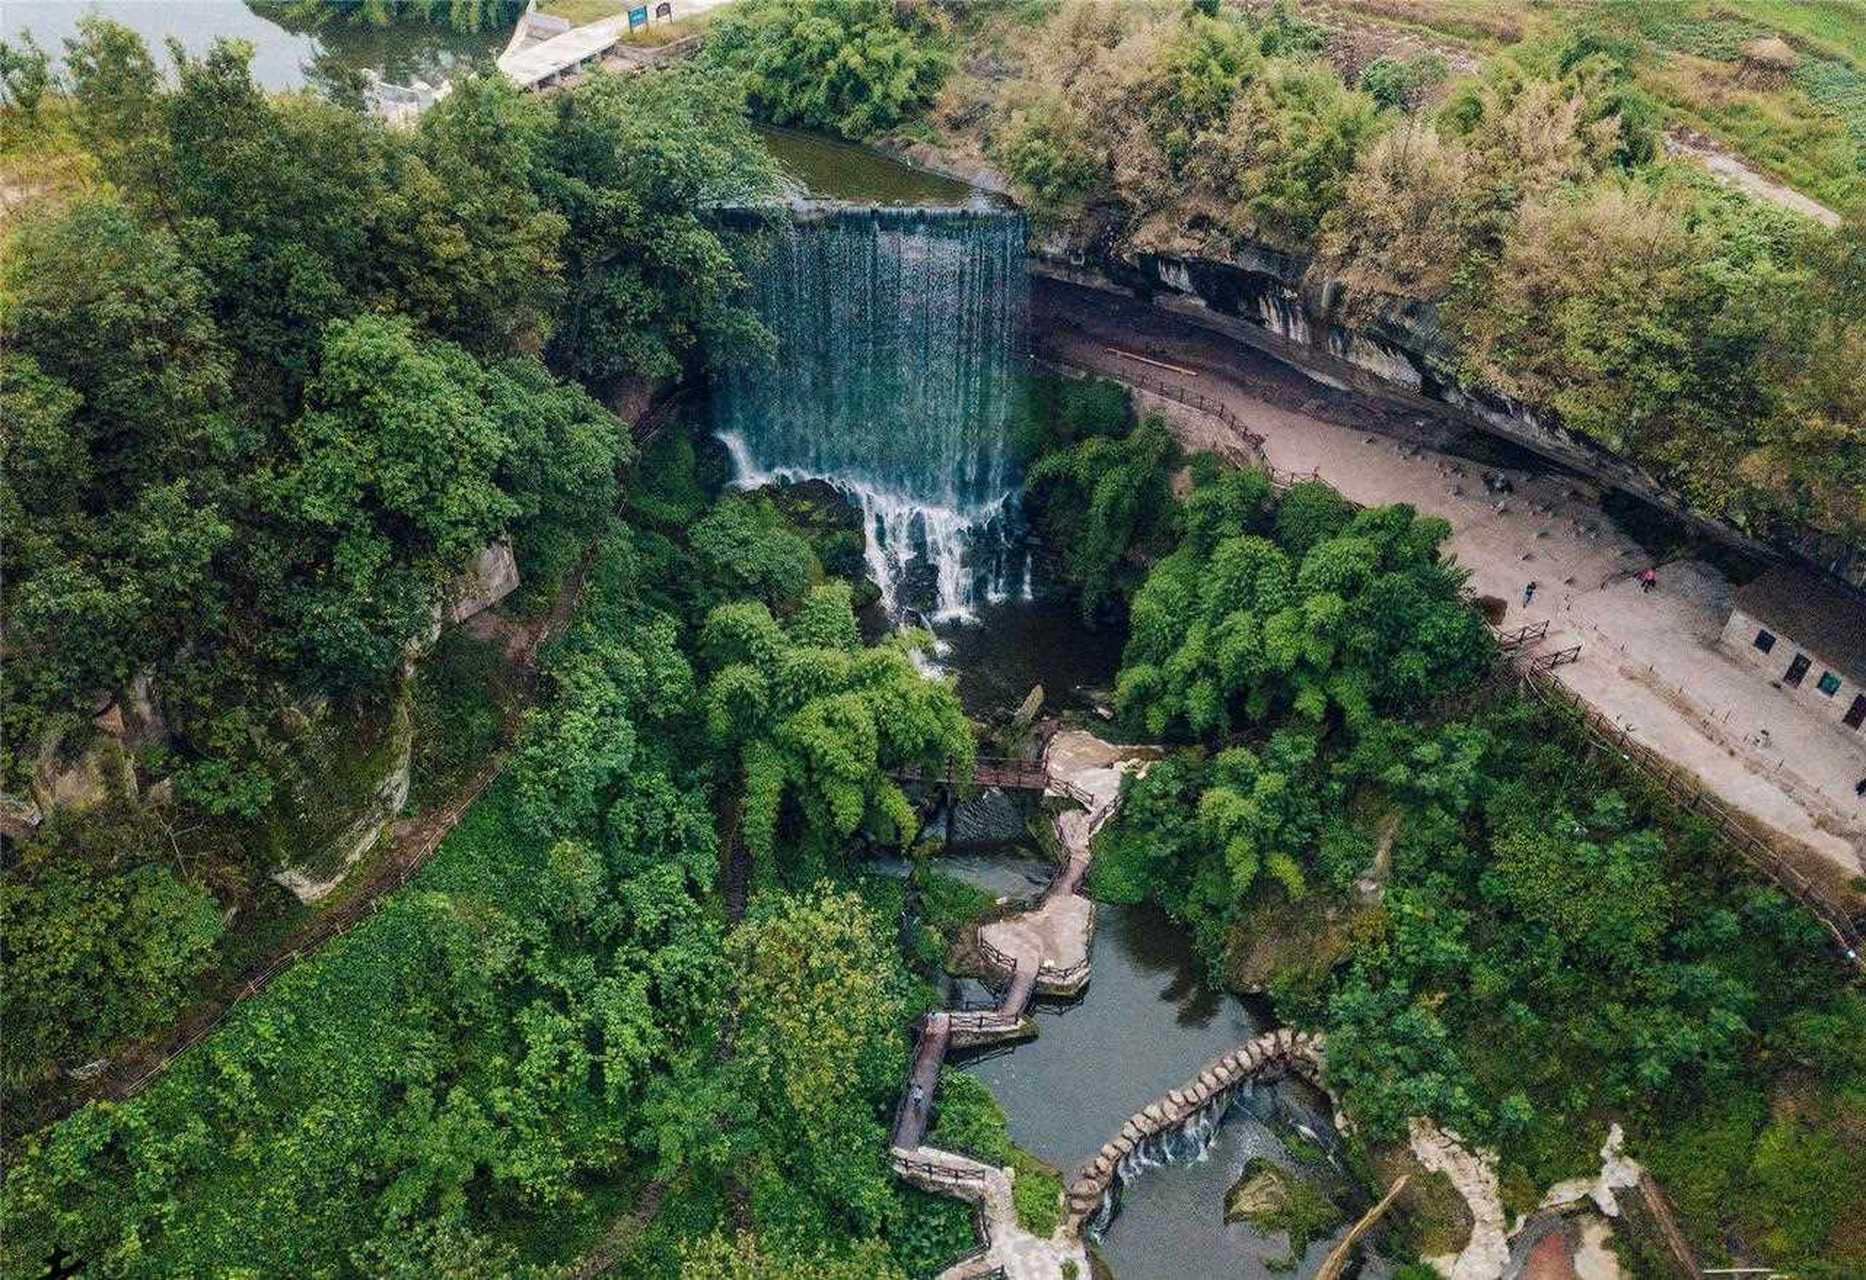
712, 203, 1028, 621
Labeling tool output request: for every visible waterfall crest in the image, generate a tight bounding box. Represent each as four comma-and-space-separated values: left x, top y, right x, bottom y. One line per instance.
712, 204, 1028, 620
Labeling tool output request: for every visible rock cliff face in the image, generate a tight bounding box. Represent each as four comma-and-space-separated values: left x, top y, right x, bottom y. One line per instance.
268, 690, 415, 904
445, 539, 521, 626
1029, 241, 1866, 593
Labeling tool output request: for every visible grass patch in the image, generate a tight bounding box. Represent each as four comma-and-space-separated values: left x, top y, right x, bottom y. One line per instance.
917, 866, 997, 943
0, 101, 99, 227
1010, 1150, 1063, 1238
889, 1186, 982, 1277
1725, 0, 1866, 66
1332, 0, 1529, 49
927, 1070, 1063, 1237
407, 628, 516, 813
619, 13, 715, 47
537, 0, 624, 27
1639, 52, 1866, 215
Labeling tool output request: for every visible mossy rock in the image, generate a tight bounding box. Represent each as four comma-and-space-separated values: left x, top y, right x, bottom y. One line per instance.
1226, 1158, 1345, 1260
261, 690, 413, 895
1224, 892, 1365, 995
1368, 1142, 1474, 1262
1226, 1162, 1296, 1223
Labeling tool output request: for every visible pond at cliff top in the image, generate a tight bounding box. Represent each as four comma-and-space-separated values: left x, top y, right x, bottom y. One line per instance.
755, 124, 983, 206
1, 2, 508, 91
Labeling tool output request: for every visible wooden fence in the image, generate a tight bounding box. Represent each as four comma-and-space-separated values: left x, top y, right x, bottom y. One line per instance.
1029, 345, 1268, 462
1494, 620, 1550, 651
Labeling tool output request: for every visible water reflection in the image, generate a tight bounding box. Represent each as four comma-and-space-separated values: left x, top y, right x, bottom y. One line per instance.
936, 595, 1126, 719
0, 2, 507, 91
754, 123, 980, 206
961, 899, 1260, 1173
932, 848, 1382, 1278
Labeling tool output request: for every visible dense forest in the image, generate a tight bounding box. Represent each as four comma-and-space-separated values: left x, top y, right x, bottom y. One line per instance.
0, 19, 792, 1107
3, 4, 1864, 1280
0, 27, 1004, 1277
703, 0, 1866, 554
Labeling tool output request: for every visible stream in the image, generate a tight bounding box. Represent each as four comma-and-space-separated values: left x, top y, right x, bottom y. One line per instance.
920, 594, 1387, 1279
756, 124, 1391, 1280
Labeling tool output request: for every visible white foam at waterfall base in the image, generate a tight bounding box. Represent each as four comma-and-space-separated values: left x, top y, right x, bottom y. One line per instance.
718, 430, 1014, 622
709, 204, 1030, 626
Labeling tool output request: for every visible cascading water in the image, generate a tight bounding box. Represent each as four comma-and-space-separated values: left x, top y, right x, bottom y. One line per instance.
711, 203, 1028, 621
1085, 1081, 1344, 1247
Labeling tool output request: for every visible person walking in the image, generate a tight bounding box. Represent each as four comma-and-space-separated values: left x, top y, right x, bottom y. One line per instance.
910, 1083, 925, 1111
1639, 567, 1657, 594
1522, 581, 1538, 607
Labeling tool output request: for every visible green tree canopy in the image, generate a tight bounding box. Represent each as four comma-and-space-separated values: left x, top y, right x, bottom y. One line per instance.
700, 583, 972, 876
1117, 474, 1490, 739
702, 0, 951, 139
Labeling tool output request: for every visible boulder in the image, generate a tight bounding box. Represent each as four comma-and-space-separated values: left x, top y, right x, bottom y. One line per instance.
0, 791, 43, 840
445, 539, 520, 626
32, 729, 136, 814
269, 692, 414, 904
120, 671, 170, 753
1011, 683, 1044, 731
1225, 1162, 1294, 1225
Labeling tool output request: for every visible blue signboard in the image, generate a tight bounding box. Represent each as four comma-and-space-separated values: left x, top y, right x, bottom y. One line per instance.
628, 5, 648, 28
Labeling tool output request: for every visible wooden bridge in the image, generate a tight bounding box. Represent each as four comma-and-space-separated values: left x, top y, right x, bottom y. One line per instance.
888, 756, 1053, 793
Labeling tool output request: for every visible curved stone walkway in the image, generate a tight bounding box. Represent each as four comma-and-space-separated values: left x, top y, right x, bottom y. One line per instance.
890, 729, 1145, 1280
890, 730, 1526, 1280
1061, 1027, 1329, 1232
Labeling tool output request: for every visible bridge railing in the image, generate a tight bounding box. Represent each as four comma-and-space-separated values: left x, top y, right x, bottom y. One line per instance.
976, 934, 1021, 978
892, 1154, 993, 1190
890, 756, 1050, 792
1037, 957, 1092, 990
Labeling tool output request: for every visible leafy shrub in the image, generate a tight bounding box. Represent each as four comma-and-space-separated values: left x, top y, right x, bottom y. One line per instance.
0, 814, 223, 1087
702, 0, 951, 139
1026, 415, 1176, 618
407, 629, 510, 812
